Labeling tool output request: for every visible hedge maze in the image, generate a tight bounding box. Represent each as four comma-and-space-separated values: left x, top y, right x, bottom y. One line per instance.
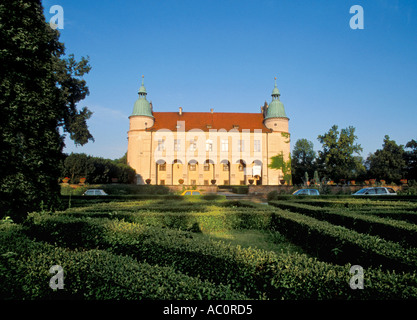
1, 195, 417, 300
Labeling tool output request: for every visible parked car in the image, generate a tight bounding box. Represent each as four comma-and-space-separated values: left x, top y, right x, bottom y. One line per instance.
292, 189, 320, 196
353, 187, 397, 196
83, 189, 108, 196
181, 190, 202, 196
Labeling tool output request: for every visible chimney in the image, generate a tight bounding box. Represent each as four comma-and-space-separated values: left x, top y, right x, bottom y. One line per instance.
179, 107, 182, 115
210, 108, 214, 114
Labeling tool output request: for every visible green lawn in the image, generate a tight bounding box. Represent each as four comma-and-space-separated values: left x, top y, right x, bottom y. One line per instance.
199, 229, 305, 256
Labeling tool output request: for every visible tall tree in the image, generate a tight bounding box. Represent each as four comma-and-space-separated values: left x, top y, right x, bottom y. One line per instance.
366, 135, 406, 183
0, 0, 93, 221
405, 139, 417, 182
317, 125, 363, 182
291, 138, 317, 184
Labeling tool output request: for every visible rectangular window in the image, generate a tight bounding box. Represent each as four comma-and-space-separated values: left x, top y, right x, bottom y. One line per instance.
159, 180, 165, 185
189, 139, 197, 151
204, 180, 209, 185
159, 163, 166, 171
254, 140, 261, 152
240, 180, 245, 185
191, 180, 196, 185
223, 163, 229, 171
221, 140, 228, 152
238, 140, 244, 152
223, 180, 229, 185
238, 164, 244, 171
157, 139, 165, 151
204, 163, 210, 171
189, 164, 196, 171
174, 139, 181, 151
206, 140, 213, 152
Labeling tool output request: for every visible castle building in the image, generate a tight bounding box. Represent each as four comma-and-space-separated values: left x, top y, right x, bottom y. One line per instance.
127, 76, 290, 185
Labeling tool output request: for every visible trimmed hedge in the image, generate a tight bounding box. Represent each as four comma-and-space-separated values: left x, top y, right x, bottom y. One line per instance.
24, 214, 275, 298
351, 210, 417, 224
0, 224, 246, 300
61, 194, 226, 209
60, 200, 273, 232
231, 186, 249, 194
293, 198, 417, 210
267, 202, 417, 271
269, 201, 417, 247
267, 193, 417, 202
22, 213, 417, 299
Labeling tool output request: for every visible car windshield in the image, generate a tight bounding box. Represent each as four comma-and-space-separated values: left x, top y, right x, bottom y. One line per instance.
293, 189, 307, 195
355, 188, 369, 194
387, 188, 396, 194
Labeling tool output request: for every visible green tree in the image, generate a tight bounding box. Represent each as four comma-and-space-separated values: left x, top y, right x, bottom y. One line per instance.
405, 139, 417, 182
366, 135, 406, 183
61, 153, 136, 184
317, 125, 363, 182
269, 152, 292, 185
0, 1, 93, 220
291, 139, 317, 184
61, 153, 94, 183
114, 152, 128, 165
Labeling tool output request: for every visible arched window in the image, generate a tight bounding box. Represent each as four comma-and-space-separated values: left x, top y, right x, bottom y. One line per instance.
188, 160, 198, 171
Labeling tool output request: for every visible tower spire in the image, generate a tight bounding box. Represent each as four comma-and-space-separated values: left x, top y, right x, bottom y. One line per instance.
272, 76, 280, 99
131, 74, 153, 118
264, 76, 287, 120
139, 75, 147, 96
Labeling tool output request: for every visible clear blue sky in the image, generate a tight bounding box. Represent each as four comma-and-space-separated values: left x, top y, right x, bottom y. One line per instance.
42, 0, 417, 160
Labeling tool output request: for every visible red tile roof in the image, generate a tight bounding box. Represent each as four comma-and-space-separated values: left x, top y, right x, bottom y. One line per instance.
148, 112, 272, 132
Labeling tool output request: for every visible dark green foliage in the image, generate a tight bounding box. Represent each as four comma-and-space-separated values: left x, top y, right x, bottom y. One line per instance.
61, 153, 136, 184
317, 125, 364, 182
366, 135, 406, 183
231, 186, 249, 194
17, 208, 417, 300
3, 197, 417, 300
268, 201, 417, 271
291, 139, 317, 184
269, 201, 417, 247
404, 140, 417, 181
0, 0, 93, 221
0, 224, 245, 300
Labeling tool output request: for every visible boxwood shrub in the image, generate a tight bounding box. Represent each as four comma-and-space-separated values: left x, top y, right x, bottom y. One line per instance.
268, 203, 417, 271
0, 223, 246, 300
269, 201, 417, 247
21, 214, 417, 300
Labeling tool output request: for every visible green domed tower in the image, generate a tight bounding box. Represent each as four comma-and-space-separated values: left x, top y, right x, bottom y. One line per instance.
264, 77, 289, 132
131, 75, 154, 118
265, 77, 287, 120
